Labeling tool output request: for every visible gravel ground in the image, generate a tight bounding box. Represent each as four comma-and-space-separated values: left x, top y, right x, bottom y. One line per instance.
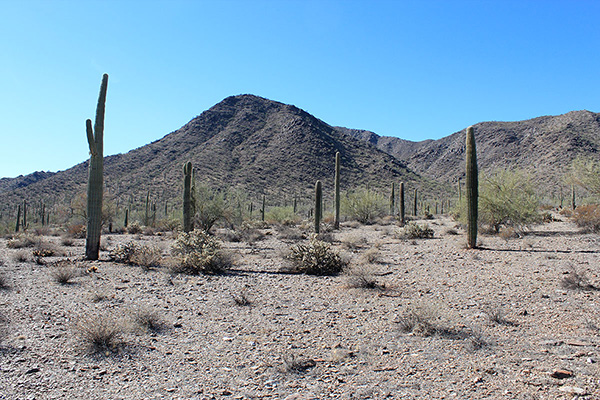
0, 216, 599, 399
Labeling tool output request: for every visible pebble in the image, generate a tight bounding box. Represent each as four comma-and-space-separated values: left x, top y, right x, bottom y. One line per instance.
550, 369, 573, 379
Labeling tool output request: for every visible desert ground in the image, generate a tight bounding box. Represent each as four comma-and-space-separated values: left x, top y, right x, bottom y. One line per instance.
0, 215, 599, 399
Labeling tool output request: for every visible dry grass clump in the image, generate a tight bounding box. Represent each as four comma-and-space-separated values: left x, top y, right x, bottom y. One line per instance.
60, 237, 75, 246
109, 241, 162, 269
50, 260, 81, 285
0, 261, 8, 290
0, 312, 8, 345
397, 303, 448, 337
397, 222, 434, 239
344, 264, 382, 290
561, 267, 597, 291
360, 247, 382, 264
76, 313, 124, 355
286, 234, 347, 276
341, 233, 368, 250
131, 307, 166, 333
12, 251, 28, 263
275, 225, 304, 242
282, 353, 316, 373
231, 286, 252, 306
170, 230, 233, 275
6, 234, 39, 249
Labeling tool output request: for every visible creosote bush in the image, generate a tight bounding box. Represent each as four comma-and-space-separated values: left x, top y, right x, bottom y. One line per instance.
344, 264, 381, 290
7, 234, 39, 249
287, 234, 347, 275
398, 222, 434, 239
170, 229, 233, 275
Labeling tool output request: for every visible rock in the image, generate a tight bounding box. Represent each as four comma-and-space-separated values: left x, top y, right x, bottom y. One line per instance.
284, 394, 318, 400
540, 340, 563, 346
558, 386, 586, 395
24, 367, 40, 374
550, 369, 573, 379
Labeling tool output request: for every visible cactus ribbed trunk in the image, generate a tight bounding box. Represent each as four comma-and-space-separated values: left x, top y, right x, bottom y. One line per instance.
334, 152, 341, 229
85, 73, 108, 260
15, 204, 21, 233
183, 161, 193, 232
465, 126, 478, 249
399, 182, 405, 225
571, 184, 576, 210
261, 195, 266, 222
22, 200, 27, 230
390, 182, 395, 216
144, 191, 150, 226
124, 208, 129, 228
315, 180, 322, 234
413, 188, 418, 216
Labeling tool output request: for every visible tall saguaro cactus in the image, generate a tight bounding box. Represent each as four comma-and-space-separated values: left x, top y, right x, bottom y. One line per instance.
399, 182, 405, 225
465, 126, 478, 249
390, 182, 395, 215
183, 161, 194, 232
85, 73, 108, 260
334, 152, 341, 229
413, 188, 418, 216
315, 180, 323, 234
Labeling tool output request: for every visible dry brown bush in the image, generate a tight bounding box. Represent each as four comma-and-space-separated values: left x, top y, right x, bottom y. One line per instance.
572, 205, 600, 233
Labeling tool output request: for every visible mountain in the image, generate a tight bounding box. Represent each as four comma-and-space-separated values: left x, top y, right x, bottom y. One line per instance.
346, 110, 600, 188
0, 95, 442, 221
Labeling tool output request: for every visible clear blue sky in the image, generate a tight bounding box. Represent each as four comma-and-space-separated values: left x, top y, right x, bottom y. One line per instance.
1, 0, 599, 178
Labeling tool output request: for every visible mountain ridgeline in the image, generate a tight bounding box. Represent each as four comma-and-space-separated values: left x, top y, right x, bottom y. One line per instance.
0, 95, 436, 221
1, 94, 598, 225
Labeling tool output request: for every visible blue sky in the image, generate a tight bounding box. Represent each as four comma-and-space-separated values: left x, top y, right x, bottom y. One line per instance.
1, 0, 599, 178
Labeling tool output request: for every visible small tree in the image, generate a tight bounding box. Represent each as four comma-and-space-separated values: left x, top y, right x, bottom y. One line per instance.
194, 184, 226, 232
341, 188, 386, 224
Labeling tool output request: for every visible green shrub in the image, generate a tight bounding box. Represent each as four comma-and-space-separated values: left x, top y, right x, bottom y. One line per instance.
265, 206, 300, 225
287, 234, 347, 275
398, 222, 434, 239
194, 185, 226, 232
170, 230, 232, 274
341, 188, 387, 224
455, 169, 541, 233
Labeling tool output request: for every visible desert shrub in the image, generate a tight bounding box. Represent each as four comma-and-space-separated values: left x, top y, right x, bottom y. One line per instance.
398, 222, 434, 239
571, 156, 600, 196
360, 247, 382, 264
479, 169, 541, 233
109, 241, 161, 269
231, 286, 252, 306
265, 206, 300, 226
170, 230, 232, 275
341, 188, 387, 224
155, 218, 180, 232
194, 184, 226, 232
0, 261, 8, 290
7, 234, 39, 249
76, 313, 123, 354
453, 169, 541, 233
275, 225, 304, 241
60, 236, 75, 246
572, 205, 600, 233
287, 234, 347, 275
126, 221, 143, 234
66, 224, 86, 239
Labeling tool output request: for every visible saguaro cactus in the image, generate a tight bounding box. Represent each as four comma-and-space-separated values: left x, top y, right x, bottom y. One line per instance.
15, 204, 21, 233
334, 152, 341, 229
183, 161, 194, 232
85, 73, 108, 260
261, 195, 266, 222
390, 182, 395, 215
22, 200, 27, 230
465, 126, 478, 249
315, 180, 323, 234
413, 188, 418, 216
399, 182, 405, 225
